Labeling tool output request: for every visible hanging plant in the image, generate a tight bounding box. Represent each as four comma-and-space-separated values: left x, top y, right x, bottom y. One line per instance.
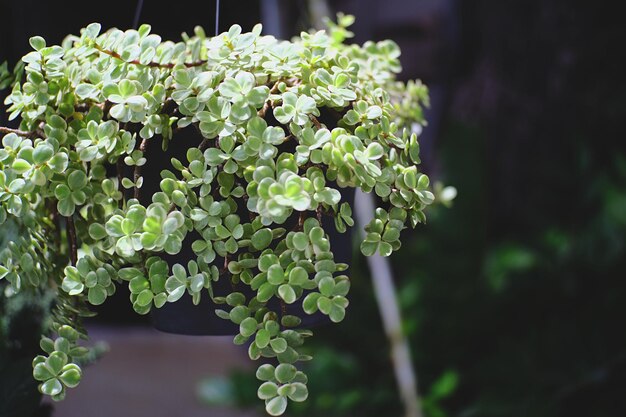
0, 14, 433, 416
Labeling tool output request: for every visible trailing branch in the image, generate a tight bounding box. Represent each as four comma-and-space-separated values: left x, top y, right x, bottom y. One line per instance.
0, 126, 37, 138
309, 114, 322, 129
93, 43, 207, 69
258, 80, 283, 118
66, 215, 78, 266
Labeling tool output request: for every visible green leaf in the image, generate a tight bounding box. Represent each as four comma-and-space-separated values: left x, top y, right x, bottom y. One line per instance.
292, 232, 308, 251
259, 254, 278, 272
67, 170, 88, 190
278, 284, 297, 304
12, 159, 31, 173
40, 378, 63, 396
274, 363, 297, 384
88, 223, 107, 240
318, 276, 335, 296
162, 217, 179, 234
329, 304, 346, 323
33, 144, 54, 164
302, 292, 320, 314
75, 83, 98, 99
269, 337, 287, 353
255, 329, 271, 349
57, 198, 75, 217
360, 240, 378, 257
251, 228, 273, 250
288, 382, 308, 402
136, 289, 154, 306
83, 23, 101, 39
288, 267, 308, 286
59, 365, 82, 388
0, 265, 9, 280
257, 282, 276, 302
281, 315, 302, 327
45, 352, 67, 375
378, 241, 393, 257
33, 363, 53, 381
266, 396, 288, 416
87, 286, 107, 305
317, 296, 332, 315
256, 364, 276, 381
29, 36, 46, 51
267, 265, 284, 285
258, 381, 278, 400
226, 292, 246, 306
239, 317, 258, 337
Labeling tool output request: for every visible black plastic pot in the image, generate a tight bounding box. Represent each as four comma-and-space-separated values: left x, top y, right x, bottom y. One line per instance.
146, 132, 355, 335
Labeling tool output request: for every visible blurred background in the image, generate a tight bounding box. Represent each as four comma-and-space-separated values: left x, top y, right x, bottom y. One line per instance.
2, 0, 626, 416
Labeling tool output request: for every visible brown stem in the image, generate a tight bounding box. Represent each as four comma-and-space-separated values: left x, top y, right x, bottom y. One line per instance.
93, 43, 207, 69
161, 98, 177, 116
66, 215, 78, 266
309, 114, 322, 129
258, 81, 282, 118
198, 137, 211, 151
257, 102, 271, 118
0, 126, 36, 138
294, 211, 306, 232
190, 123, 213, 152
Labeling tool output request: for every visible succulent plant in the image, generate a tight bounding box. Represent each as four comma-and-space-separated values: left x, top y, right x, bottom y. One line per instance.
0, 14, 433, 415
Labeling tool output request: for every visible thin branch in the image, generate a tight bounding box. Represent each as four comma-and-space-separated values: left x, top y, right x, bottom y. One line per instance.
257, 102, 271, 118
192, 123, 213, 151
198, 137, 211, 151
0, 126, 36, 138
66, 215, 78, 266
258, 81, 283, 118
309, 114, 322, 129
93, 43, 207, 69
295, 211, 306, 231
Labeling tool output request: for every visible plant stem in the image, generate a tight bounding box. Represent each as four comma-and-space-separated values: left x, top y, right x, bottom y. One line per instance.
66, 215, 78, 266
258, 80, 282, 118
296, 211, 306, 231
0, 126, 36, 138
309, 114, 322, 129
93, 43, 207, 68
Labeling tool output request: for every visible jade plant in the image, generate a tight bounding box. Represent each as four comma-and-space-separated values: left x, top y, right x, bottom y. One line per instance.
0, 15, 433, 416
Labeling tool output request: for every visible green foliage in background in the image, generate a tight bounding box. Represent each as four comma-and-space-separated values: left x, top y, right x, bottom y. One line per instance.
0, 219, 53, 417
0, 15, 435, 415
208, 118, 626, 417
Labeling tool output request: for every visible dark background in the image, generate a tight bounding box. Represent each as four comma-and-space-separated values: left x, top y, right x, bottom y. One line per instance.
2, 1, 626, 416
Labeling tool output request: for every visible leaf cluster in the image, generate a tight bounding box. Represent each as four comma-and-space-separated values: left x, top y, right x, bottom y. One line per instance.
0, 15, 432, 415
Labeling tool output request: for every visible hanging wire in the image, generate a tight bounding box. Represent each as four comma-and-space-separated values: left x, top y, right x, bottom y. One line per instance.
132, 0, 144, 29
215, 0, 221, 36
